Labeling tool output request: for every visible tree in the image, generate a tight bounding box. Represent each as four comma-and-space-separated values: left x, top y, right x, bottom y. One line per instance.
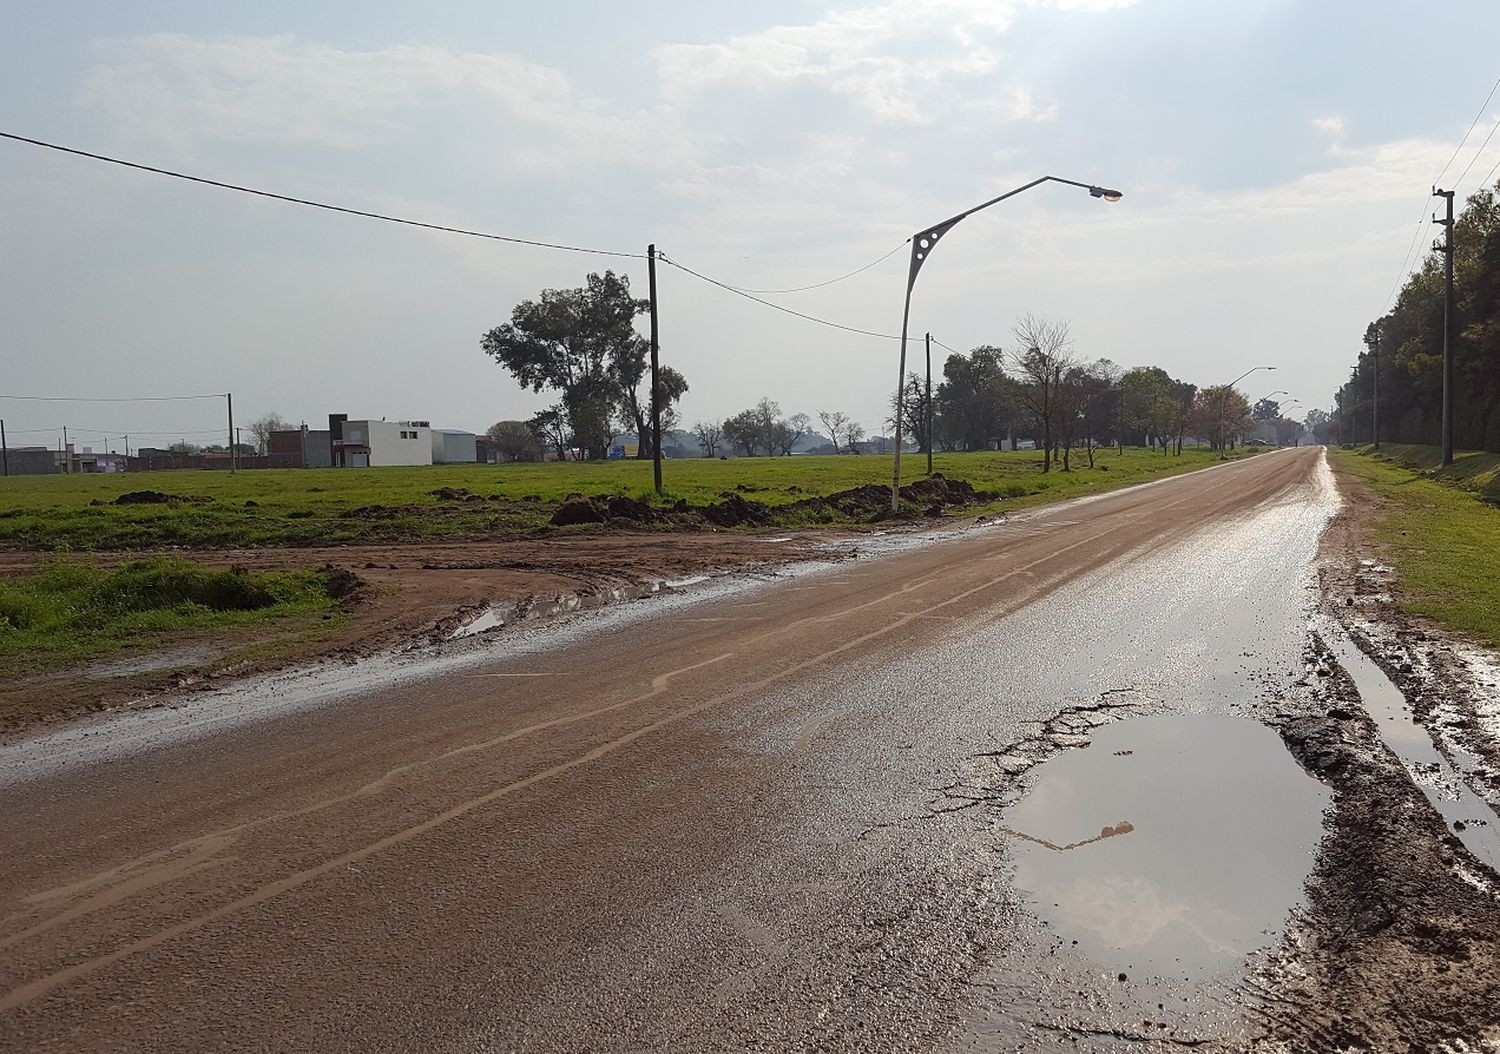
845, 420, 867, 452
818, 410, 851, 454
1252, 397, 1282, 422
772, 412, 811, 456
722, 410, 762, 456
889, 373, 931, 455
527, 407, 571, 461
1305, 408, 1335, 445
615, 342, 689, 458
1013, 314, 1076, 471
249, 413, 291, 454
487, 420, 543, 462
935, 345, 1010, 451
692, 420, 724, 458
481, 271, 660, 460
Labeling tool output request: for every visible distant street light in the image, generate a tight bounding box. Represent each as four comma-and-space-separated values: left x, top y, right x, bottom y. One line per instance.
890, 176, 1122, 511
1218, 365, 1275, 457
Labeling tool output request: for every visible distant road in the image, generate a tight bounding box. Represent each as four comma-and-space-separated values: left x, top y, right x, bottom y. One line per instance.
0, 448, 1330, 1052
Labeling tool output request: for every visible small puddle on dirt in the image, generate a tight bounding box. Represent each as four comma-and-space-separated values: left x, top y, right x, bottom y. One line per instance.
449, 581, 670, 639
1324, 627, 1500, 874
1003, 715, 1330, 979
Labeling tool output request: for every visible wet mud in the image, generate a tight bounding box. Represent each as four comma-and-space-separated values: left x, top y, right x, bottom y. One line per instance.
1249, 634, 1500, 1053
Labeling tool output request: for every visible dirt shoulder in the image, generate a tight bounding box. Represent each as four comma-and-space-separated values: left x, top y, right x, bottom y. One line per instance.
1321, 453, 1500, 796
0, 530, 853, 735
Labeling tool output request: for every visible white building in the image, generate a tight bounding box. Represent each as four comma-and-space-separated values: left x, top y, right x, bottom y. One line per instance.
332, 419, 433, 467
431, 429, 477, 464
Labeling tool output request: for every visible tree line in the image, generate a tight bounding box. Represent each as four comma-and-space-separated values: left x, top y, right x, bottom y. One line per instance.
1337, 184, 1500, 450
480, 272, 1298, 466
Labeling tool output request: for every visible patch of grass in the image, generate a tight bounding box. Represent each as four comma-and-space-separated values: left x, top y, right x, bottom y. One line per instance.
1332, 449, 1500, 649
1348, 443, 1500, 504
0, 556, 341, 677
0, 446, 1256, 550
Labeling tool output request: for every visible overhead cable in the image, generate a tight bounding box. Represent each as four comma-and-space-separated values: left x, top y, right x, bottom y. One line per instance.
0, 131, 645, 259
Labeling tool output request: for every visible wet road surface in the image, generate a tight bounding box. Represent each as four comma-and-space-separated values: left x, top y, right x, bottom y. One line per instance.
0, 447, 1427, 1050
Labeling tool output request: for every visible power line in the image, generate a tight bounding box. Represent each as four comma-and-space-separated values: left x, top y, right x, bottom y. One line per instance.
1481, 152, 1500, 196
0, 392, 223, 402
714, 241, 909, 294
657, 251, 901, 340
1455, 115, 1500, 194
0, 131, 645, 260
1435, 74, 1500, 184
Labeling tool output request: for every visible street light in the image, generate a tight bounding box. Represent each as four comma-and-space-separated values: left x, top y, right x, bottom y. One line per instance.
890, 176, 1123, 511
1217, 365, 1275, 456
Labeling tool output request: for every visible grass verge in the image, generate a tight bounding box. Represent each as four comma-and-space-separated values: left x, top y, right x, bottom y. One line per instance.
0, 556, 344, 679
1332, 447, 1500, 648
0, 447, 1256, 550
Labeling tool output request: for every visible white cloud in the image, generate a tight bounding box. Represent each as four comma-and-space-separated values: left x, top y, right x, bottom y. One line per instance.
1312, 114, 1344, 136
655, 0, 1133, 122
78, 34, 687, 171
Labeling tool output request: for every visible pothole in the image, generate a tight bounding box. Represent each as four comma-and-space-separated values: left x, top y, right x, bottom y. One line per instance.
1002, 714, 1330, 980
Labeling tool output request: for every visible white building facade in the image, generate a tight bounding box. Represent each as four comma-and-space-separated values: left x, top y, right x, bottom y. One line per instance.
334, 420, 433, 467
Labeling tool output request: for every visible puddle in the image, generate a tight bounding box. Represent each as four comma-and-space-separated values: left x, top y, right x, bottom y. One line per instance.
1003, 715, 1330, 979
1324, 625, 1500, 873
449, 581, 668, 639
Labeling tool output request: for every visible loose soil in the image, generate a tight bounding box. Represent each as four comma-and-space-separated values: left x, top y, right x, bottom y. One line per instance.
1249, 456, 1500, 1050
0, 531, 848, 734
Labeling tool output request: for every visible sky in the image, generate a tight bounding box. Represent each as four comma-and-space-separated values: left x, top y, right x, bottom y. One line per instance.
3, 0, 1500, 450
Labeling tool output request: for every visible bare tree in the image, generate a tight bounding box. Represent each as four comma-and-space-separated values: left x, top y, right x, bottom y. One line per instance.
692, 419, 724, 458
487, 420, 543, 462
818, 410, 850, 454
1012, 314, 1076, 472
771, 412, 810, 456
845, 420, 867, 452
249, 412, 291, 454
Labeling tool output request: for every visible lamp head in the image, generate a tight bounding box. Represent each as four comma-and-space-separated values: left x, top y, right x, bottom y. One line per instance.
1089, 186, 1123, 202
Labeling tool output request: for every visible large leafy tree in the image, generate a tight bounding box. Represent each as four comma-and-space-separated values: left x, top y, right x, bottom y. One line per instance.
481, 271, 688, 460
1340, 183, 1500, 451
934, 345, 1010, 451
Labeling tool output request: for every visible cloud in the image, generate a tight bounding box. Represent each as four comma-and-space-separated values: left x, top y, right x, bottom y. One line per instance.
655, 0, 1132, 122
1312, 114, 1344, 136
78, 34, 686, 170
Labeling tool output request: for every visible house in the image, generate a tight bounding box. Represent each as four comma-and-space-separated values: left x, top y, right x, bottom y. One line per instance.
268, 426, 333, 468
5, 446, 64, 475
328, 414, 432, 468
431, 429, 477, 464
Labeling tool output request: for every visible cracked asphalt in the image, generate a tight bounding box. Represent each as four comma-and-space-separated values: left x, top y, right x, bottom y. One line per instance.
3, 446, 1479, 1051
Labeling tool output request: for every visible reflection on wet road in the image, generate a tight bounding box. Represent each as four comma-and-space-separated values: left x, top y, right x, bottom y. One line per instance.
1004, 715, 1330, 978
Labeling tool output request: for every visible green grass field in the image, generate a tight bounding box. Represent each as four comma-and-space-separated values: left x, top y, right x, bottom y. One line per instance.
0, 447, 1253, 551
1334, 447, 1500, 649
0, 556, 342, 680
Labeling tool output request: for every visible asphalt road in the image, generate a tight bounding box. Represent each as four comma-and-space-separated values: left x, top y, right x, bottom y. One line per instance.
0, 447, 1344, 1051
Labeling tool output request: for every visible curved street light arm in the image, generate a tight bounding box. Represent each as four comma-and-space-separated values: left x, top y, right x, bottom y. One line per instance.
891, 175, 1123, 510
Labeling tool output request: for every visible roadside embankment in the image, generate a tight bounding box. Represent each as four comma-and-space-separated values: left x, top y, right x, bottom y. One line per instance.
1331, 446, 1500, 647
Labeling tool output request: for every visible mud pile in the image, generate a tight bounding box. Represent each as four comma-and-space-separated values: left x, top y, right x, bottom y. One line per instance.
543, 473, 992, 530
110, 491, 214, 506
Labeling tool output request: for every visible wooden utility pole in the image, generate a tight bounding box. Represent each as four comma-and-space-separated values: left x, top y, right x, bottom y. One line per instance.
0, 418, 8, 476
1434, 187, 1455, 465
647, 244, 662, 494
1372, 328, 1380, 451
227, 392, 236, 473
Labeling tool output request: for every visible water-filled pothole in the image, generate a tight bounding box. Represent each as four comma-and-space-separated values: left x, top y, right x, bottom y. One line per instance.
1003, 714, 1330, 979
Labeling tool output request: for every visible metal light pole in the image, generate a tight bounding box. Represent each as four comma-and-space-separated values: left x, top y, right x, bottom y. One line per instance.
1218, 366, 1275, 457
890, 176, 1122, 511
924, 331, 934, 476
